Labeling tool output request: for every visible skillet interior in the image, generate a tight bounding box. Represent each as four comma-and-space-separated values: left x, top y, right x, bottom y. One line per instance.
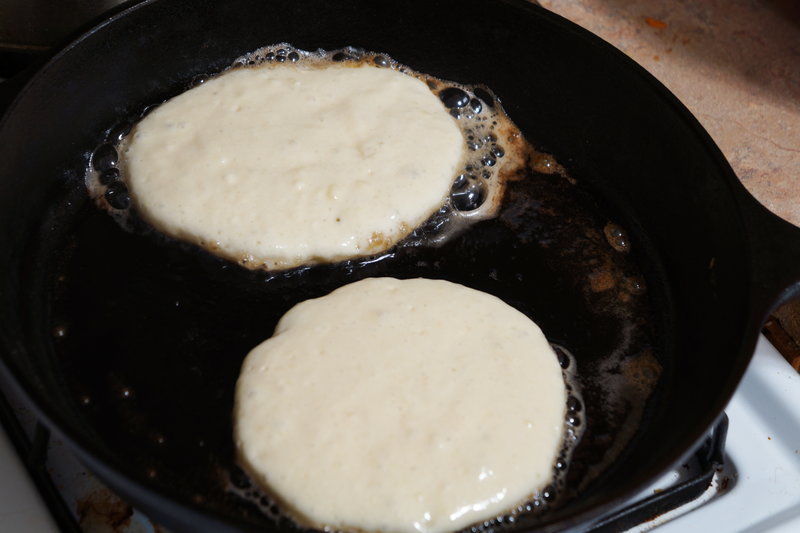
0, 0, 754, 531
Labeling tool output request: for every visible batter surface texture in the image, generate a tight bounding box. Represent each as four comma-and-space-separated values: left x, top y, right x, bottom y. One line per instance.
234, 277, 567, 533
123, 64, 464, 269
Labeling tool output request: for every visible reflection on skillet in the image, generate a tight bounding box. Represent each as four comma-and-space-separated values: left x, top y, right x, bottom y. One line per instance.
46, 46, 661, 532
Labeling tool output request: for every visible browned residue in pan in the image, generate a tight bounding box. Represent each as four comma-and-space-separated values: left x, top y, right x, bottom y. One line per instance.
622, 349, 663, 396
589, 269, 616, 292
531, 151, 568, 178
77, 489, 168, 533
77, 489, 133, 532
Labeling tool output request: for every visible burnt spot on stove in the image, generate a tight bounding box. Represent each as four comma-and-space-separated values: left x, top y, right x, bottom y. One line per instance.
77, 489, 133, 532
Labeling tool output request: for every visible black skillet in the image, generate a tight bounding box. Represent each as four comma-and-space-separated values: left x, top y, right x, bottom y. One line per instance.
2, 0, 800, 531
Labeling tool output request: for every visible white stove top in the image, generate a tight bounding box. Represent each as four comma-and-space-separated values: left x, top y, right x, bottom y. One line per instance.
631, 336, 800, 533
0, 422, 58, 531
2, 335, 799, 532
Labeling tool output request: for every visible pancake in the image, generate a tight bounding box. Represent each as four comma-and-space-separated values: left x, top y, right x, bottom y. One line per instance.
234, 277, 567, 533
120, 61, 465, 270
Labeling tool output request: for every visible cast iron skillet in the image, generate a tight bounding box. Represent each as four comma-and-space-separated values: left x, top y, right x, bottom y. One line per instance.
2, 0, 800, 531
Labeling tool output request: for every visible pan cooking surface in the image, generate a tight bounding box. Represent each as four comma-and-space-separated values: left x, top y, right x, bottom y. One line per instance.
47, 142, 659, 528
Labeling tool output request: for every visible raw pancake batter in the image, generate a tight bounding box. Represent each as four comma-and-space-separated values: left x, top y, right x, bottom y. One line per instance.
234, 277, 567, 533
122, 63, 464, 269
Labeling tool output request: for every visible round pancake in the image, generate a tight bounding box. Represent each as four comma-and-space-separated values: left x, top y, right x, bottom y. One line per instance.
122, 63, 464, 269
234, 277, 567, 533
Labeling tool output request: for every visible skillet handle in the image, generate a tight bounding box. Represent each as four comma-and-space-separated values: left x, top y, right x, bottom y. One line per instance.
735, 185, 800, 316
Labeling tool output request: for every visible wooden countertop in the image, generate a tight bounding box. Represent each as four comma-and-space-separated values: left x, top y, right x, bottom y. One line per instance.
538, 0, 800, 369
